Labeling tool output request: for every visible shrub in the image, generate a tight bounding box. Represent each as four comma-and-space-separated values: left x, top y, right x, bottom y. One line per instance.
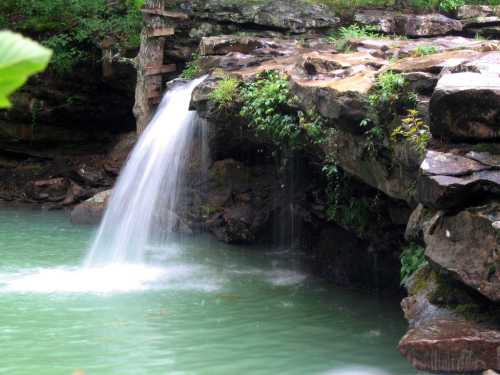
369, 71, 406, 107
239, 71, 325, 149
413, 45, 439, 57
400, 243, 427, 285
209, 76, 240, 109
391, 109, 430, 158
439, 0, 465, 12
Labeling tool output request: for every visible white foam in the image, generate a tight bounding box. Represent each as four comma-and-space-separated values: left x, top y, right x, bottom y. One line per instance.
265, 269, 307, 286
0, 263, 222, 294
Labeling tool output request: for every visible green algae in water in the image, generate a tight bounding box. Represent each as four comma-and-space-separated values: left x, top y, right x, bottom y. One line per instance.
0, 208, 419, 375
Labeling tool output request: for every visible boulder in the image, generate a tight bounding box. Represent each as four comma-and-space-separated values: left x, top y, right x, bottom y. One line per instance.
394, 14, 462, 37
421, 150, 489, 176
354, 11, 462, 37
70, 189, 112, 225
424, 202, 500, 302
417, 150, 500, 209
399, 318, 500, 373
430, 71, 500, 141
189, 0, 338, 34
290, 69, 376, 133
457, 5, 500, 19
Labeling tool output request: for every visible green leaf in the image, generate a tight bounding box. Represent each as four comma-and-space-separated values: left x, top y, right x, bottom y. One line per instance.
0, 31, 52, 108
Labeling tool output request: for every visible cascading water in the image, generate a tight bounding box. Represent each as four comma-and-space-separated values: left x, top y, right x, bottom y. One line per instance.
85, 76, 206, 267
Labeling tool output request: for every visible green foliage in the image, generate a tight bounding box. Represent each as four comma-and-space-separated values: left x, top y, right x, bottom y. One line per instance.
400, 243, 427, 285
209, 76, 240, 109
413, 45, 439, 57
0, 0, 143, 76
240, 70, 324, 149
369, 71, 406, 107
0, 31, 52, 108
180, 53, 201, 79
42, 35, 82, 76
328, 25, 384, 52
439, 0, 465, 11
391, 109, 430, 158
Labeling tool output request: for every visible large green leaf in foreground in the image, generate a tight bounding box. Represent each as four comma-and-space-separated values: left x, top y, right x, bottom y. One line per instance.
0, 31, 52, 108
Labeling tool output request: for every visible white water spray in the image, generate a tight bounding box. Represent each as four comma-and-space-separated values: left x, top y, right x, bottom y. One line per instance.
85, 77, 206, 267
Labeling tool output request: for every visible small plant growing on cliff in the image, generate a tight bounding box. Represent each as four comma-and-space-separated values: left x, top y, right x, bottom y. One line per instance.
209, 75, 240, 109
439, 0, 465, 12
369, 71, 406, 107
413, 45, 439, 57
240, 70, 324, 148
391, 109, 430, 158
328, 24, 383, 52
181, 53, 201, 79
400, 243, 427, 285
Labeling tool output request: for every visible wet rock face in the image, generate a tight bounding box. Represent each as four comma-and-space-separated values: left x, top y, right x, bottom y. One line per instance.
187, 0, 338, 33
423, 203, 500, 302
202, 159, 275, 244
399, 318, 500, 373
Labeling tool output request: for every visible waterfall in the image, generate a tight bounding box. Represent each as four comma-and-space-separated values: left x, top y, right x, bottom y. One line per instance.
85, 77, 206, 267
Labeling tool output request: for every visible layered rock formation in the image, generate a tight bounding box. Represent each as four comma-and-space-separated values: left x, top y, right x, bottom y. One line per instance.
182, 29, 500, 373
129, 3, 500, 372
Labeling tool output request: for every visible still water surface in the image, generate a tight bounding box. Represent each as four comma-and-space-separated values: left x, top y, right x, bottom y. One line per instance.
0, 208, 419, 375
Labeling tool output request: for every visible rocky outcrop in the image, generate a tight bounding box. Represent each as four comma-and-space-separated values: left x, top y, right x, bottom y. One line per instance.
186, 0, 338, 34
183, 28, 500, 373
